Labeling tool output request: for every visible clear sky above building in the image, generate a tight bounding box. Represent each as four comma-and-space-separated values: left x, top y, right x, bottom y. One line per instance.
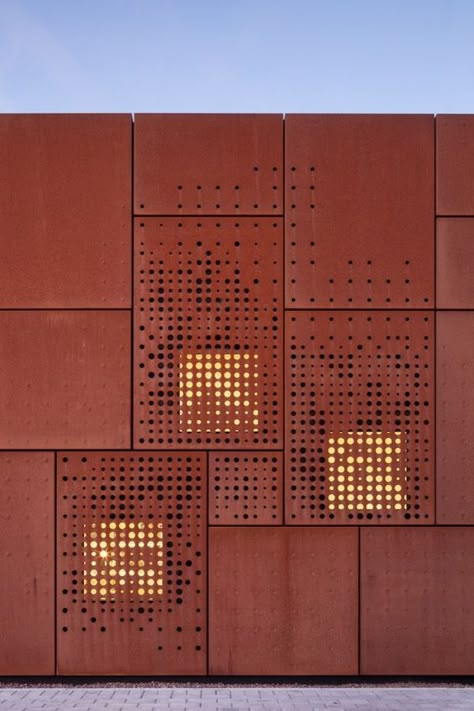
0, 0, 473, 113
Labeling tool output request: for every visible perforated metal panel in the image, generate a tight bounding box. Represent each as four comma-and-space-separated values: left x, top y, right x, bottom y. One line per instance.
0, 453, 54, 675
285, 114, 434, 308
134, 114, 283, 215
209, 452, 283, 525
134, 218, 283, 449
57, 452, 206, 675
286, 311, 434, 524
436, 114, 474, 215
437, 312, 474, 524
437, 219, 474, 308
361, 527, 474, 675
209, 527, 358, 675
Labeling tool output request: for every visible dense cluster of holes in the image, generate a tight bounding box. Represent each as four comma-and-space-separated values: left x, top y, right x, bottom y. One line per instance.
209, 452, 283, 525
135, 218, 283, 448
58, 453, 205, 657
286, 312, 433, 524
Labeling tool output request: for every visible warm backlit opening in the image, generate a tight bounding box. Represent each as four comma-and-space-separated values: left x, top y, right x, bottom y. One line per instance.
327, 431, 407, 511
178, 352, 259, 433
83, 521, 164, 600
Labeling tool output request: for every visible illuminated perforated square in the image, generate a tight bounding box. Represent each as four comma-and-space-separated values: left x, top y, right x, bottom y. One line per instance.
83, 521, 164, 600
327, 432, 407, 512
178, 352, 259, 434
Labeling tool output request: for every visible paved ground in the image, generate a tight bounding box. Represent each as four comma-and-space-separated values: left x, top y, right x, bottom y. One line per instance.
0, 687, 474, 710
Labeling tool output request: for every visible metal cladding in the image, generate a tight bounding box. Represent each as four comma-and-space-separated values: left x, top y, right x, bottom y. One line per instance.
0, 113, 473, 675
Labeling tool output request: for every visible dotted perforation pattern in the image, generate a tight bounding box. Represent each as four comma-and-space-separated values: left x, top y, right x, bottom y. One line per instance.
57, 452, 206, 675
285, 311, 434, 525
209, 452, 283, 525
134, 218, 283, 449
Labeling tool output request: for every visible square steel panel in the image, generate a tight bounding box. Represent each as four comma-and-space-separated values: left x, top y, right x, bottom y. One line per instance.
0, 453, 54, 675
134, 114, 283, 215
57, 452, 206, 675
209, 527, 358, 675
285, 114, 434, 308
209, 452, 283, 525
134, 218, 283, 449
437, 312, 474, 523
0, 115, 131, 308
436, 115, 474, 215
0, 311, 130, 449
285, 311, 434, 525
437, 219, 474, 308
361, 527, 474, 674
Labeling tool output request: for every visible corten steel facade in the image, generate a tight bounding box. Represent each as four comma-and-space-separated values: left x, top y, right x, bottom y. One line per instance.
0, 113, 473, 676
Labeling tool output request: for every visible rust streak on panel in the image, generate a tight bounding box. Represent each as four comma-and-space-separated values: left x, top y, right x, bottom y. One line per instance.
437, 219, 474, 308
209, 527, 358, 675
134, 114, 283, 215
0, 452, 54, 674
285, 114, 434, 308
361, 527, 474, 674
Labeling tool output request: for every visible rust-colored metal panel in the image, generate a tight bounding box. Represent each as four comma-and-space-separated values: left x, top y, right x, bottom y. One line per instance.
57, 452, 206, 675
209, 527, 357, 675
437, 219, 474, 308
0, 452, 54, 675
436, 115, 474, 215
0, 311, 130, 449
134, 218, 283, 449
209, 452, 283, 525
361, 527, 474, 674
285, 114, 434, 308
134, 114, 283, 215
285, 311, 434, 525
0, 114, 131, 308
437, 312, 474, 523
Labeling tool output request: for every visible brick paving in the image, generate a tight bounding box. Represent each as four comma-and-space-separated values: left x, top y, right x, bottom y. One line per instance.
0, 687, 473, 710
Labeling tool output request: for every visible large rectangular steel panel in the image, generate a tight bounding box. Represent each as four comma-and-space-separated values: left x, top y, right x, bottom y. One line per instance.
134, 114, 283, 215
0, 114, 131, 308
134, 218, 283, 449
285, 114, 434, 308
0, 311, 130, 449
209, 452, 283, 525
437, 218, 474, 308
437, 312, 474, 523
361, 527, 474, 675
0, 452, 54, 675
57, 452, 206, 675
436, 115, 474, 215
286, 311, 434, 525
209, 527, 358, 675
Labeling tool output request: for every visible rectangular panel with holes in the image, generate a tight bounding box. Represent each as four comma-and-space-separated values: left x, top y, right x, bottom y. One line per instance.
134, 218, 283, 449
57, 452, 206, 675
209, 452, 283, 525
285, 114, 434, 308
134, 114, 283, 215
0, 453, 54, 675
285, 311, 434, 525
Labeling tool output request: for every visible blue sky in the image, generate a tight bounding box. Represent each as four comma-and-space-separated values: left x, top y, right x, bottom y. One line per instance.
0, 0, 473, 113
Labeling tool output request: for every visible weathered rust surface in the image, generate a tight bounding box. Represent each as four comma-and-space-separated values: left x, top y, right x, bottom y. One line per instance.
134, 218, 283, 449
209, 452, 283, 525
0, 115, 131, 308
0, 311, 130, 449
437, 312, 474, 523
134, 114, 283, 215
57, 452, 206, 675
436, 114, 474, 215
437, 218, 474, 308
209, 527, 358, 675
0, 452, 54, 675
285, 114, 434, 308
361, 527, 474, 674
285, 311, 434, 525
